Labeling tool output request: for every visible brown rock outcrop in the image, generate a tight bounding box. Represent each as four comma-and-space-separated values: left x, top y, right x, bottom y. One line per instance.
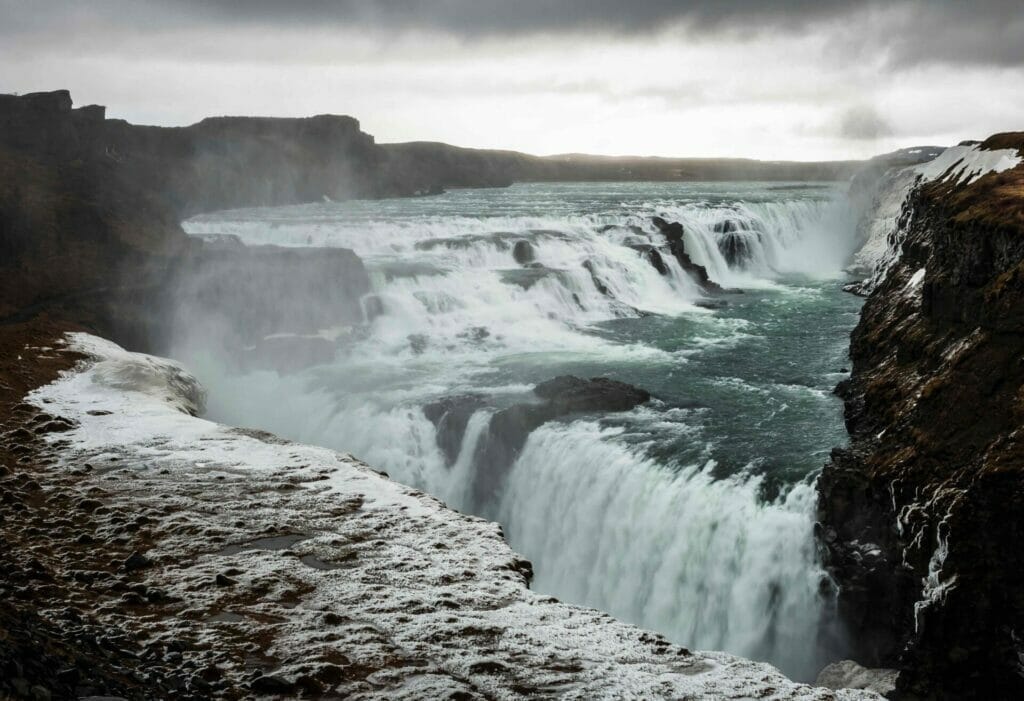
818, 134, 1024, 699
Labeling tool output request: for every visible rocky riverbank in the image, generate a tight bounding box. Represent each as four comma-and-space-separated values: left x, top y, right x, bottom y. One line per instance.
818, 136, 1024, 699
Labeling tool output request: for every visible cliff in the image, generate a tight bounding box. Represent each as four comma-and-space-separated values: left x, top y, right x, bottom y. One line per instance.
818, 136, 1024, 699
0, 93, 187, 345
0, 91, 388, 349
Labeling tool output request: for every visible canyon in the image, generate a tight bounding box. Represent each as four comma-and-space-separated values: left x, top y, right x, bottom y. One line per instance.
2, 90, 1024, 699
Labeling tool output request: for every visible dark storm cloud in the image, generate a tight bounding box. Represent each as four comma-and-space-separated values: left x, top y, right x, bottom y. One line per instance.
2, 0, 1023, 68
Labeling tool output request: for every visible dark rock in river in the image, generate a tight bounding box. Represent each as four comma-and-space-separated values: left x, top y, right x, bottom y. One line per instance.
712, 219, 740, 234
512, 240, 535, 265
500, 266, 563, 291
423, 395, 488, 466
693, 299, 728, 310
533, 375, 651, 412
717, 231, 759, 268
581, 260, 611, 296
651, 217, 724, 294
628, 244, 669, 276
361, 294, 386, 323
471, 376, 650, 507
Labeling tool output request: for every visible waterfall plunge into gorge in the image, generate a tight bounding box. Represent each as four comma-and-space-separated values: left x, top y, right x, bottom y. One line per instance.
179, 182, 861, 680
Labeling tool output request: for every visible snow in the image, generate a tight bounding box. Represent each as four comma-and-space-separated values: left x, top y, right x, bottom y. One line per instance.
27, 332, 881, 699
914, 144, 1022, 186
850, 142, 1022, 294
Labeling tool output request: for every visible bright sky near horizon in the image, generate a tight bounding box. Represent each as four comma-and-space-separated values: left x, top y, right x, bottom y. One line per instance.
2, 0, 1023, 161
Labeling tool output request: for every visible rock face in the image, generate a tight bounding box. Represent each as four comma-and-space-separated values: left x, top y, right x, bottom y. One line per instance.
105, 114, 387, 218
0, 91, 385, 353
818, 134, 1024, 699
651, 216, 725, 294
0, 93, 187, 348
472, 376, 651, 506
423, 394, 488, 466
169, 242, 371, 354
423, 377, 652, 507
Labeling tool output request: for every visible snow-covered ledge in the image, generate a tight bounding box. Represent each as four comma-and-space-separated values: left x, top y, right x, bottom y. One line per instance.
29, 333, 881, 699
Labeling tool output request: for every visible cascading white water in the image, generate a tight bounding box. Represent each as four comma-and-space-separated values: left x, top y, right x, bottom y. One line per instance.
181, 182, 860, 681
498, 421, 834, 681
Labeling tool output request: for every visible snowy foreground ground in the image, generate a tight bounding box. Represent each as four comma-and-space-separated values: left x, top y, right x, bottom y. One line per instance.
29, 333, 881, 699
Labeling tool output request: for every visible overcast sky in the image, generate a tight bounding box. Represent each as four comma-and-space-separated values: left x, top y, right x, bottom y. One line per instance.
3, 1, 1023, 160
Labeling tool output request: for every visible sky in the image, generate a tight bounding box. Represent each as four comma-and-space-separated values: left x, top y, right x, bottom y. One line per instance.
2, 1, 1023, 161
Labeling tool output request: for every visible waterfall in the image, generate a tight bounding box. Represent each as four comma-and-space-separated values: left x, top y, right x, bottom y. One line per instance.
180, 182, 859, 680
497, 421, 837, 682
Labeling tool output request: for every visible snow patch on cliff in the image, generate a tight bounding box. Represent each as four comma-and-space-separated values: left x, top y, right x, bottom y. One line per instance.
848, 143, 1022, 295
30, 333, 881, 700
915, 144, 1022, 186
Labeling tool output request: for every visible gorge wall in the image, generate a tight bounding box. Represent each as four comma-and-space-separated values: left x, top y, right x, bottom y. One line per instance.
818, 136, 1024, 699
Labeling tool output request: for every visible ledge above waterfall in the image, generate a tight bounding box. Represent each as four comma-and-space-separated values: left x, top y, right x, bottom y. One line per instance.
20, 331, 881, 700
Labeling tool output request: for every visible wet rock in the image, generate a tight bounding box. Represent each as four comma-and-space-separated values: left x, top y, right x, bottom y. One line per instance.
712, 219, 740, 234
581, 259, 611, 296
628, 244, 669, 275
472, 376, 650, 505
650, 217, 724, 294
423, 395, 488, 466
717, 231, 759, 268
533, 375, 651, 412
499, 266, 562, 290
512, 239, 535, 264
34, 417, 77, 434
123, 552, 152, 572
816, 660, 898, 696
362, 294, 385, 322
250, 675, 294, 694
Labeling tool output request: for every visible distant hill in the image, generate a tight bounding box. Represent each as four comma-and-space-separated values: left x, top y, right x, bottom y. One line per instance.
380, 141, 862, 191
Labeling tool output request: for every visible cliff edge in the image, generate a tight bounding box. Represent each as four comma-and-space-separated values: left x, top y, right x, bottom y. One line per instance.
818, 135, 1024, 699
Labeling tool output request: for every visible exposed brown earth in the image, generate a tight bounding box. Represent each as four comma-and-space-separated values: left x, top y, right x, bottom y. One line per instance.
0, 317, 182, 699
